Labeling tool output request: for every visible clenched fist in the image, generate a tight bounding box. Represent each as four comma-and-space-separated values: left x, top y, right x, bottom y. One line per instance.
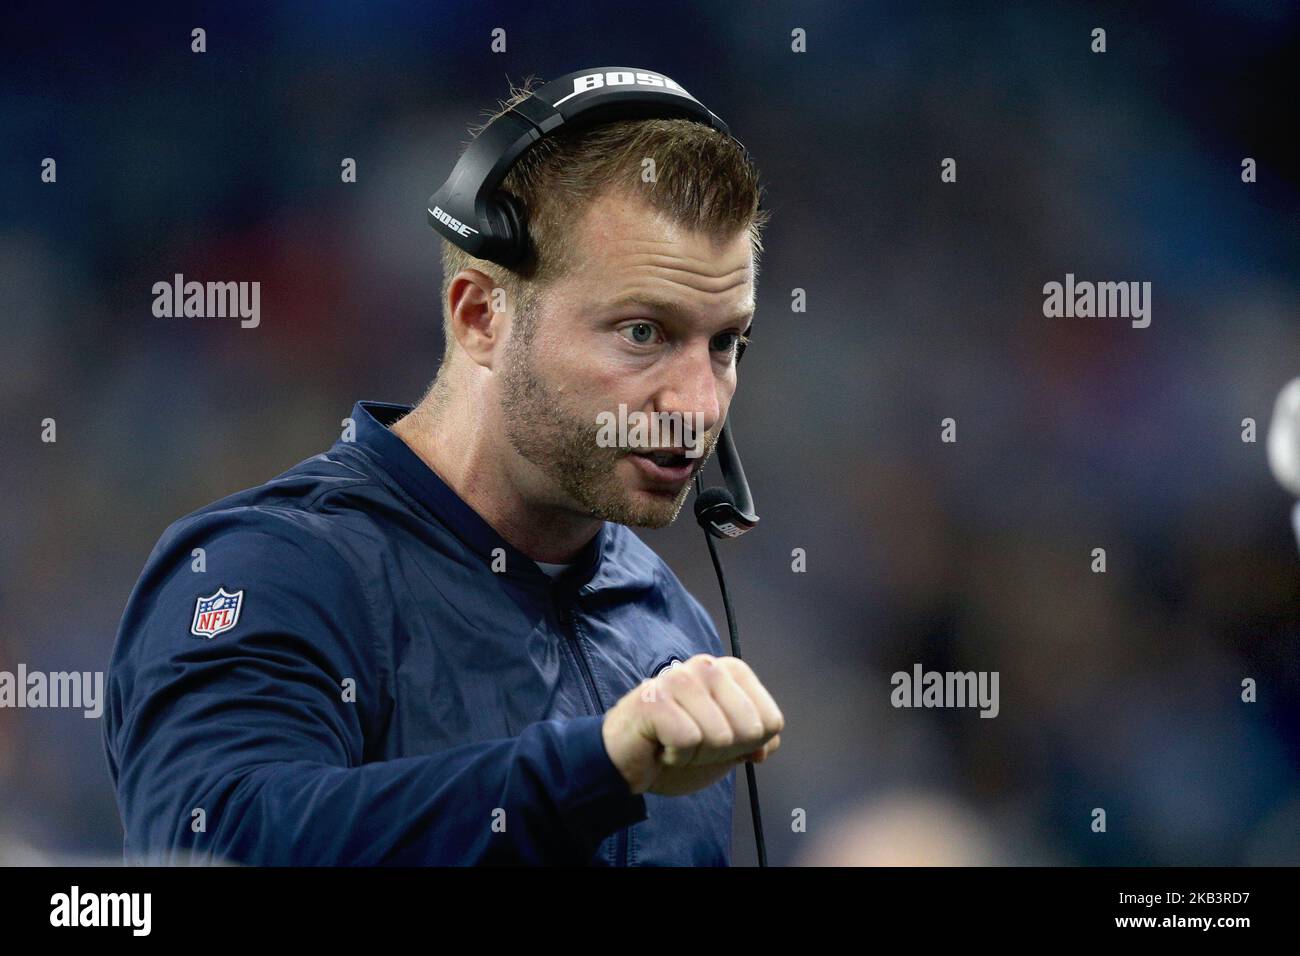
601, 654, 784, 797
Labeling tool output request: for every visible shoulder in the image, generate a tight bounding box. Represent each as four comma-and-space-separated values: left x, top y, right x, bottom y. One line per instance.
603, 524, 724, 654
120, 451, 385, 650
146, 448, 378, 578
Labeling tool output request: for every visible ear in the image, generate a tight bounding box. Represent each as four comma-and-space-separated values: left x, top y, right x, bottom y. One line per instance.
446, 269, 508, 369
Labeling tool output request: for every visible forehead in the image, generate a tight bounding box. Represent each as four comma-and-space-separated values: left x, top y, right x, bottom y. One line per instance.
560, 187, 754, 316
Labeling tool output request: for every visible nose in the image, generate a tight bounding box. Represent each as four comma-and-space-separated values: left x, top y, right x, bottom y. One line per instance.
654, 343, 725, 438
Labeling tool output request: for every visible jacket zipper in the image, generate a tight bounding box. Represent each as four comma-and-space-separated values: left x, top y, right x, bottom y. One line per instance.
558, 604, 604, 713
556, 600, 629, 868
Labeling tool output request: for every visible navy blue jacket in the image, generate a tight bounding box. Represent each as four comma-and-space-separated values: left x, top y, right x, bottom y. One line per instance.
103, 400, 734, 865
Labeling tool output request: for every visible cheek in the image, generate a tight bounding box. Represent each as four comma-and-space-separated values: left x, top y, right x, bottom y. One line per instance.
562, 356, 637, 409
721, 373, 738, 405
534, 329, 655, 412
526, 339, 585, 397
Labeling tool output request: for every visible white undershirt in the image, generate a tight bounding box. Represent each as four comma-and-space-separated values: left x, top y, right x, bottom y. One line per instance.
534, 560, 572, 579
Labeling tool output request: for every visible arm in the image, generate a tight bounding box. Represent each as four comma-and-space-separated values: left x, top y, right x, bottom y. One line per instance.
105, 518, 646, 865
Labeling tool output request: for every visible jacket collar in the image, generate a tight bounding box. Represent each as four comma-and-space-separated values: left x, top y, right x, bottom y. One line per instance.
339, 400, 610, 591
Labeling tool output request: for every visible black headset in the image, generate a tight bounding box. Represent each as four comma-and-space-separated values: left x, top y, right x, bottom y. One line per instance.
427, 67, 769, 865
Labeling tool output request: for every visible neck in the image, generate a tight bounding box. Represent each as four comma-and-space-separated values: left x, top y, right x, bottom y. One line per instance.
390, 378, 602, 563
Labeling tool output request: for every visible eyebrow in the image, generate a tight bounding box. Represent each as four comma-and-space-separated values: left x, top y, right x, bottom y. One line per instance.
606, 293, 755, 327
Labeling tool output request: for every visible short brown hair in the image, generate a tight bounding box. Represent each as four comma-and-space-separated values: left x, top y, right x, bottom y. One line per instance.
437, 76, 770, 366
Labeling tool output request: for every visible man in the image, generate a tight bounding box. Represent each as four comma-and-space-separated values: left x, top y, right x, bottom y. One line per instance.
104, 76, 783, 866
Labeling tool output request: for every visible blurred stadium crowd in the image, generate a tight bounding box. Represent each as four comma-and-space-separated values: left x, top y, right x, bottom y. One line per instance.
2, 1, 1297, 865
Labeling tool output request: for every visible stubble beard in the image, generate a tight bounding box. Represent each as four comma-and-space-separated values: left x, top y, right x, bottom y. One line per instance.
499, 329, 711, 529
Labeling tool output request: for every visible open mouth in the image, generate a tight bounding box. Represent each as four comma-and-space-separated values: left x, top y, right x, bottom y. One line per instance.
639, 450, 690, 468
628, 448, 695, 484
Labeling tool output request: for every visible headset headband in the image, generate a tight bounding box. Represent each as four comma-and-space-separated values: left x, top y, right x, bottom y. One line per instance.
426, 66, 752, 267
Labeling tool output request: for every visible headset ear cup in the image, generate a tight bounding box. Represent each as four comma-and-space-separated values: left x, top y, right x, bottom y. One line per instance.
489, 193, 530, 267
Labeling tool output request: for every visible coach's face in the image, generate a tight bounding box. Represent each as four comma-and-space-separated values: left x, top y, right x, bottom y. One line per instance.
499, 187, 755, 529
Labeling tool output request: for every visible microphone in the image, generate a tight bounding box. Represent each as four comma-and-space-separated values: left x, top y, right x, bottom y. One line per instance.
694, 423, 759, 539
1266, 377, 1300, 552
691, 419, 767, 866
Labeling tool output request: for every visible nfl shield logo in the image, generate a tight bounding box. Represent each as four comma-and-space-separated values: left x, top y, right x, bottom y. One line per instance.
191, 587, 244, 638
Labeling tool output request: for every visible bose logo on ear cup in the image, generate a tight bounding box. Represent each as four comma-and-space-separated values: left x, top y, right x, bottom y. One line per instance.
553, 70, 693, 107
430, 205, 480, 238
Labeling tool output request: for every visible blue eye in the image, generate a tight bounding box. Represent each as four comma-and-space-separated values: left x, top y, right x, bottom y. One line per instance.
620, 322, 661, 345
